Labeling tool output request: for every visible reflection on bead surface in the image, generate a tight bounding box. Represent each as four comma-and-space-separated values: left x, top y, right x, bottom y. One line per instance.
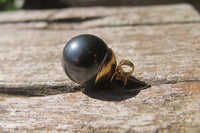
62, 34, 108, 84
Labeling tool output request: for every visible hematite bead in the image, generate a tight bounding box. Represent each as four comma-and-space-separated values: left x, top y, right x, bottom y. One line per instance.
62, 34, 149, 90
62, 34, 108, 84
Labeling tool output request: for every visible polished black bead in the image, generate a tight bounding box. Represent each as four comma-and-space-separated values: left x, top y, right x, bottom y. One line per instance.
62, 34, 108, 84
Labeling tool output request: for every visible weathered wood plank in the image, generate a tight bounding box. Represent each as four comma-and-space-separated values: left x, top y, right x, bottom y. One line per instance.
0, 82, 200, 132
0, 4, 199, 30
0, 23, 200, 95
0, 3, 200, 132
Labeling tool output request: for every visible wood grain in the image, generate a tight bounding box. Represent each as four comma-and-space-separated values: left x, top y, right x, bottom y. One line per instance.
0, 82, 200, 132
0, 4, 199, 29
1, 23, 200, 95
0, 3, 200, 132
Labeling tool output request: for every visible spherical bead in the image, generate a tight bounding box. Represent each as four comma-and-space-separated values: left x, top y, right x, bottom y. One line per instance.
62, 34, 108, 84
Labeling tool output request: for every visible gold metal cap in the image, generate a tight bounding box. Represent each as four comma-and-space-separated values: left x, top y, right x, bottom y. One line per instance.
95, 48, 117, 85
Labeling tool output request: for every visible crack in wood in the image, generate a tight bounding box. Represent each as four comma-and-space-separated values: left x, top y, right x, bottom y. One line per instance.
0, 16, 103, 24
0, 80, 199, 97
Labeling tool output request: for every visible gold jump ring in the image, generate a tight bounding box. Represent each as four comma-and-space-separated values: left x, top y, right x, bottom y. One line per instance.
110, 60, 135, 89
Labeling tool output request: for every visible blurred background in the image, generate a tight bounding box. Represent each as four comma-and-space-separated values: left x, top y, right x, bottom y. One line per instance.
0, 0, 200, 12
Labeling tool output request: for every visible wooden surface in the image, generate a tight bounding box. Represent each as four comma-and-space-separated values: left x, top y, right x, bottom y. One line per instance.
0, 4, 200, 132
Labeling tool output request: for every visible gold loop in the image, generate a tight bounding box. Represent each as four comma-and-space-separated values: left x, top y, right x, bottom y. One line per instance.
117, 60, 134, 76
110, 59, 134, 89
